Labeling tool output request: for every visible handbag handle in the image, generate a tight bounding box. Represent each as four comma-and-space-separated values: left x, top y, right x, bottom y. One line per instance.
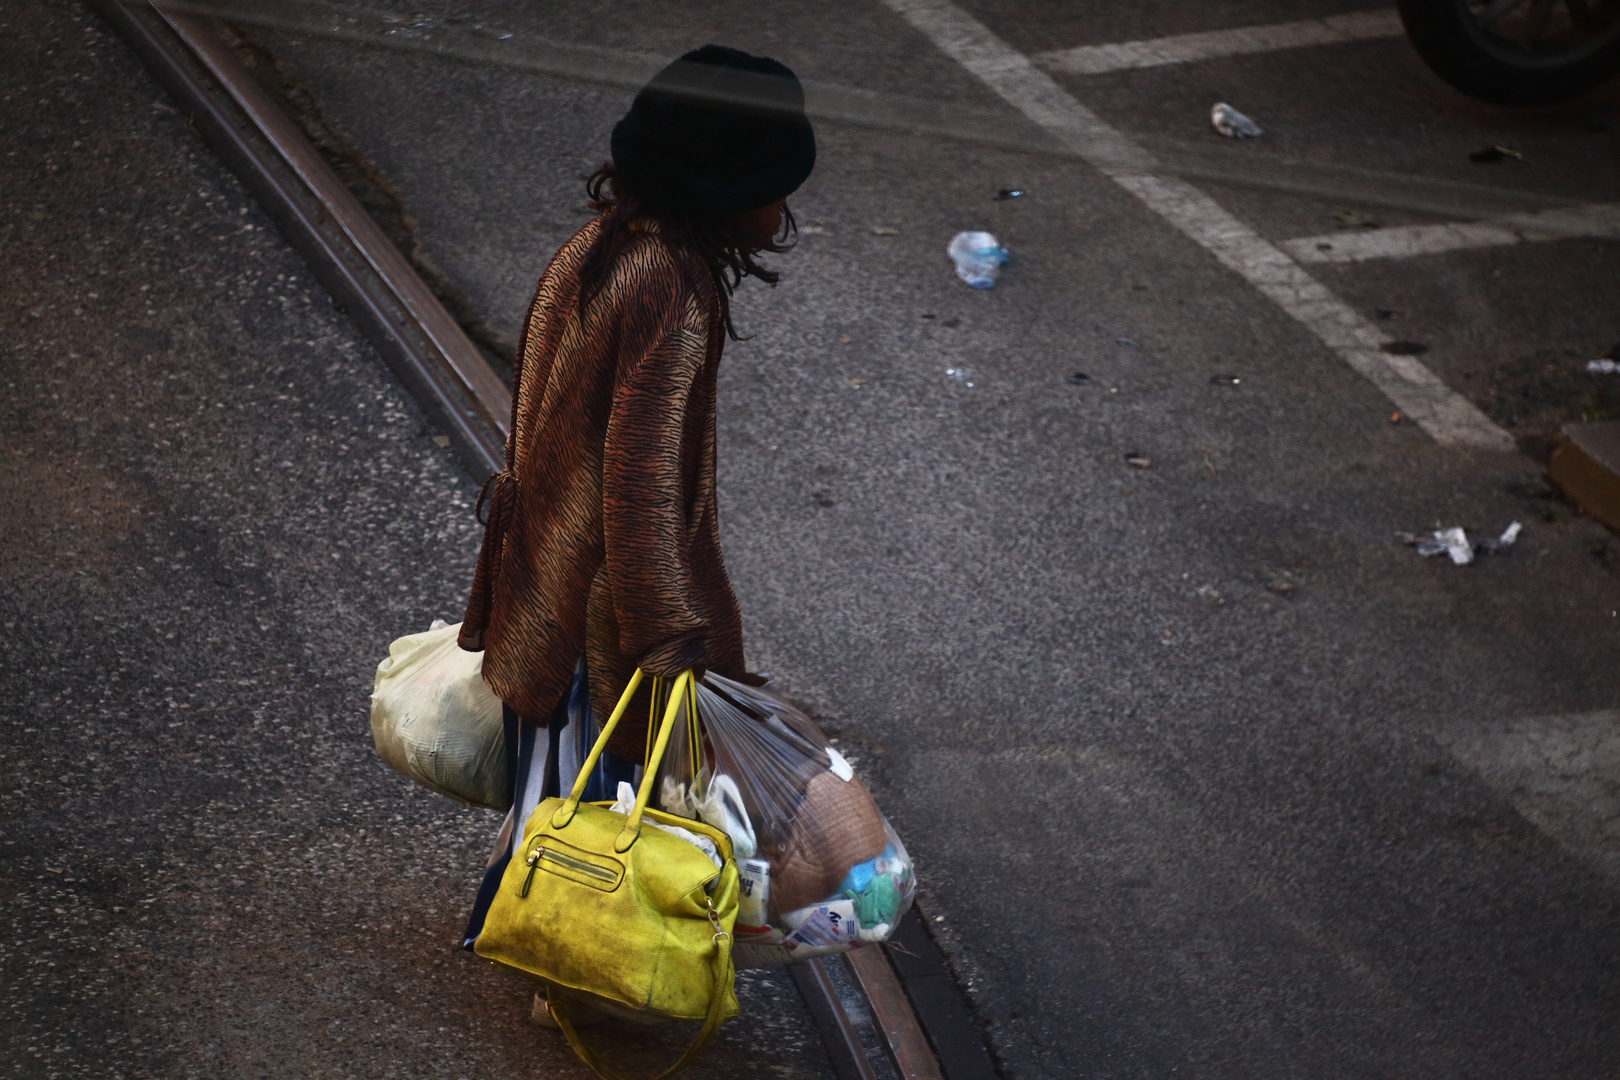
613, 670, 691, 853
548, 668, 694, 857
550, 667, 643, 829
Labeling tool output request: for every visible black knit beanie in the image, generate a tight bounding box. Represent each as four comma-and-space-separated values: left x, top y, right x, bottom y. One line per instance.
610, 45, 816, 217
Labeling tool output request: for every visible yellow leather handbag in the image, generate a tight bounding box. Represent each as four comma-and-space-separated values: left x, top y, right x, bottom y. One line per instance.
474, 669, 739, 1078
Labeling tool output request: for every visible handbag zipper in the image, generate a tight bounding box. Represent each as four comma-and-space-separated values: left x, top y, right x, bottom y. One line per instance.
520, 843, 620, 896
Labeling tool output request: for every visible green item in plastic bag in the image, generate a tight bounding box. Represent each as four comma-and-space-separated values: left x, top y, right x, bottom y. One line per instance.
846, 871, 902, 933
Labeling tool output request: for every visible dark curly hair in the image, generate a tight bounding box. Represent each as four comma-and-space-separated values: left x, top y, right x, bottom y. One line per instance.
577, 162, 797, 340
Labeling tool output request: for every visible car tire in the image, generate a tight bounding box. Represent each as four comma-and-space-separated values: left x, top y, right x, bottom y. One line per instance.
1398, 0, 1620, 104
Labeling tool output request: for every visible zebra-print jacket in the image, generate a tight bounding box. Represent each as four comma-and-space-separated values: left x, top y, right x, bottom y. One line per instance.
459, 214, 746, 758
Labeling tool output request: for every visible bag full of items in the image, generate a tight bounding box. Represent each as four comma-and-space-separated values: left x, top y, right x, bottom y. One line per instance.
370, 620, 507, 810
657, 673, 915, 968
474, 670, 740, 1077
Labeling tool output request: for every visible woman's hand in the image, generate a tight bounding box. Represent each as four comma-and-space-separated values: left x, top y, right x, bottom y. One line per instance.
638, 630, 709, 677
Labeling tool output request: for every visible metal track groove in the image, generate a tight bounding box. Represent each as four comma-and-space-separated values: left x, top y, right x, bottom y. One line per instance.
87, 0, 509, 478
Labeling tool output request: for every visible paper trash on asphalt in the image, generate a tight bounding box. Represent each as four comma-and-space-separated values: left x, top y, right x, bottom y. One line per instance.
1210, 103, 1262, 139
1398, 522, 1522, 566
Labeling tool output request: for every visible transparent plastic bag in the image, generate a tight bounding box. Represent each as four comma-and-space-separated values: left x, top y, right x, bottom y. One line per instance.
370, 621, 507, 810
653, 673, 914, 967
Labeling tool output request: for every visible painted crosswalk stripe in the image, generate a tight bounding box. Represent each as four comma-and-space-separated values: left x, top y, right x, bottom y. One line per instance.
1032, 9, 1403, 76
185, 0, 1571, 230
1284, 203, 1620, 264
1436, 710, 1620, 881
879, 0, 1513, 451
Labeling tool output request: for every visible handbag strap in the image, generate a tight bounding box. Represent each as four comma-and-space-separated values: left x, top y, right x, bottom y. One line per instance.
613, 670, 690, 853
549, 669, 692, 857
551, 667, 644, 828
550, 923, 735, 1080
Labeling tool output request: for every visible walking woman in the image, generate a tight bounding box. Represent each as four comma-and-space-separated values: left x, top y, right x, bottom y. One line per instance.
456, 44, 816, 1008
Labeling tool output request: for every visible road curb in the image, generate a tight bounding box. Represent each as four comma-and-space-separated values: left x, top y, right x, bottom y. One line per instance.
1550, 421, 1620, 534
883, 911, 999, 1080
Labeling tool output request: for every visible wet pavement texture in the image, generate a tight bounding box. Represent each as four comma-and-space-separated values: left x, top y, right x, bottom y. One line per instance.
7, 0, 1620, 1078
0, 3, 830, 1078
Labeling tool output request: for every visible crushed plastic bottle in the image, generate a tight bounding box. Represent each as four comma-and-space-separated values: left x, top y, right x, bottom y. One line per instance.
1399, 521, 1522, 566
947, 231, 1008, 289
1419, 526, 1475, 566
1210, 103, 1263, 139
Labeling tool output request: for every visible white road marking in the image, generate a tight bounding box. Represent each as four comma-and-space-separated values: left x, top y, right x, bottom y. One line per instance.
1437, 710, 1620, 881
1284, 203, 1620, 264
193, 1, 1575, 225
1033, 10, 1403, 76
879, 0, 1514, 451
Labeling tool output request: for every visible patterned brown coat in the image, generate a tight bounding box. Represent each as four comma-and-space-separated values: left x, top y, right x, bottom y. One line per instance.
459, 215, 746, 759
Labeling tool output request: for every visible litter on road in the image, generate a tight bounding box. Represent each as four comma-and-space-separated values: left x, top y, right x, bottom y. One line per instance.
1210, 102, 1263, 138
1125, 453, 1152, 468
945, 367, 975, 387
1115, 336, 1142, 349
1399, 522, 1523, 565
1210, 374, 1242, 385
1066, 371, 1091, 384
1588, 359, 1619, 374
1331, 207, 1380, 228
1469, 145, 1523, 162
994, 188, 1025, 200
946, 231, 1008, 289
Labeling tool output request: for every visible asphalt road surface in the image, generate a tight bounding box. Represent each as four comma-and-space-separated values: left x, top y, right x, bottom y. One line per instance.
6, 0, 1620, 1078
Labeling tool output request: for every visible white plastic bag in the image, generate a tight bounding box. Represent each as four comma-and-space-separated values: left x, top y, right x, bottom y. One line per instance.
655, 674, 915, 967
370, 621, 506, 810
